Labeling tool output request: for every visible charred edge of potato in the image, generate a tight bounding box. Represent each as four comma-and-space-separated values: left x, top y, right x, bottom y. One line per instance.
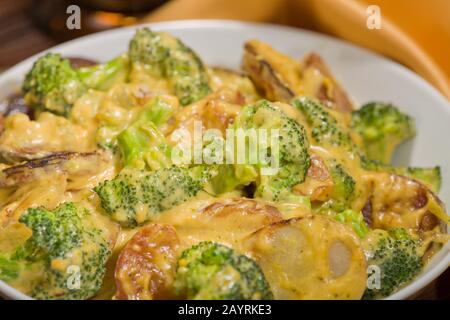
302, 53, 354, 112
242, 42, 295, 102
0, 151, 97, 188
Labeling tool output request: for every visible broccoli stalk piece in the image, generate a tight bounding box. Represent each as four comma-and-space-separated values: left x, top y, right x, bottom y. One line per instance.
0, 203, 111, 300
334, 209, 369, 238
94, 166, 214, 227
174, 241, 273, 300
351, 102, 415, 164
117, 99, 174, 170
129, 28, 211, 105
215, 100, 310, 201
23, 53, 129, 116
76, 54, 129, 91
363, 228, 422, 299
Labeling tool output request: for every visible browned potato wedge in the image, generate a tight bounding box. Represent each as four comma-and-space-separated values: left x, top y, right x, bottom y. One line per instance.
243, 40, 300, 102
302, 53, 353, 111
293, 152, 333, 202
243, 215, 367, 299
0, 150, 114, 190
209, 67, 260, 104
359, 172, 448, 234
242, 40, 353, 112
114, 224, 181, 300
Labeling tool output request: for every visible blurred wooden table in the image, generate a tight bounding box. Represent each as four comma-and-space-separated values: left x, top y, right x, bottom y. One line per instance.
0, 0, 449, 300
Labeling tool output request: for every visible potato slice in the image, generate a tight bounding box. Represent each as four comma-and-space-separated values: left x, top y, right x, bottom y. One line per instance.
114, 224, 180, 300
359, 172, 448, 234
160, 198, 284, 248
243, 215, 367, 299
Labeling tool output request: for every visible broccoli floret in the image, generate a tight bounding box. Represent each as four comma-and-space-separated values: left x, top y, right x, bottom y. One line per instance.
94, 166, 211, 227
330, 162, 356, 204
23, 53, 129, 116
291, 96, 357, 153
351, 102, 415, 164
0, 255, 21, 282
0, 203, 111, 300
334, 209, 369, 238
174, 241, 273, 300
209, 164, 258, 194
363, 228, 422, 299
129, 28, 211, 105
117, 98, 174, 170
225, 100, 310, 201
76, 54, 129, 91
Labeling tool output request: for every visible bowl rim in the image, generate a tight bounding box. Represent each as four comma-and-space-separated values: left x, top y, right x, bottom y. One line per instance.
0, 19, 448, 300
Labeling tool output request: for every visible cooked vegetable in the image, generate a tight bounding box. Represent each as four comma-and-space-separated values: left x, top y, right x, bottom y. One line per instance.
363, 228, 422, 299
351, 102, 415, 164
242, 40, 353, 111
335, 209, 369, 238
244, 215, 367, 299
114, 224, 180, 300
129, 28, 211, 105
117, 99, 174, 170
291, 96, 357, 154
23, 53, 129, 116
391, 166, 441, 193
329, 162, 356, 205
94, 166, 210, 227
0, 203, 112, 300
174, 241, 273, 300
225, 100, 310, 201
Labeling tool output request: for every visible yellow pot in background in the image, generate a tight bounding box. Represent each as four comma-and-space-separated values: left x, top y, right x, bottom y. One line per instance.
142, 0, 450, 100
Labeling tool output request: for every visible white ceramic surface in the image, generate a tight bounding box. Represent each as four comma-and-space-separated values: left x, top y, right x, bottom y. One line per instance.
0, 20, 448, 300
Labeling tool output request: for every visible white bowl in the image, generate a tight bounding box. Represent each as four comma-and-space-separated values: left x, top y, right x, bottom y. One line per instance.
0, 20, 449, 300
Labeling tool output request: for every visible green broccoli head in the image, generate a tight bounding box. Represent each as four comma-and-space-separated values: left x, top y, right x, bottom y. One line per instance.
330, 162, 356, 204
23, 53, 130, 116
291, 96, 357, 152
129, 28, 211, 105
0, 203, 111, 300
94, 165, 209, 227
23, 53, 86, 116
117, 98, 174, 170
351, 102, 416, 164
363, 228, 422, 299
228, 100, 310, 201
174, 241, 273, 300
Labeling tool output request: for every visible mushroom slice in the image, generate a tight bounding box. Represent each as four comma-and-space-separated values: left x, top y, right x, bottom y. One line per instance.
243, 215, 367, 299
114, 224, 181, 300
359, 172, 448, 234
